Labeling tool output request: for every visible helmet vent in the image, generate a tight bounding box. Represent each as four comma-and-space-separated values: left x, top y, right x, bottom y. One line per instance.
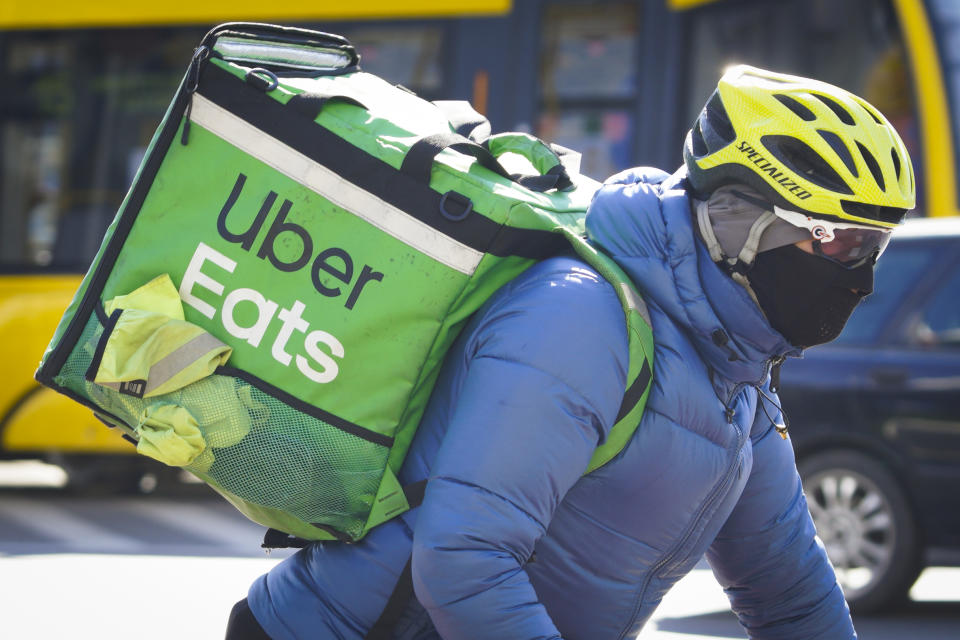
762, 134, 854, 195
705, 91, 736, 145
890, 147, 902, 179
856, 98, 885, 125
774, 94, 816, 121
818, 129, 858, 177
857, 141, 886, 191
841, 200, 906, 224
812, 93, 856, 125
691, 121, 708, 156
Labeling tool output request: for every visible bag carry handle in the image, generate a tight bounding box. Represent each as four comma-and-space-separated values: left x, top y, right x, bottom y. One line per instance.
402, 133, 514, 184
432, 100, 492, 142
201, 22, 360, 75
430, 102, 575, 191
402, 132, 573, 193
483, 132, 574, 191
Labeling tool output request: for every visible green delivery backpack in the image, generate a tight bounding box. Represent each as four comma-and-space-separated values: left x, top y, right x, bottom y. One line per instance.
35, 23, 654, 544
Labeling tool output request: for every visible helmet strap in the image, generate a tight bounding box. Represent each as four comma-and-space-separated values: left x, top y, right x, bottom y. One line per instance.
695, 198, 766, 308
695, 198, 726, 263
735, 210, 778, 267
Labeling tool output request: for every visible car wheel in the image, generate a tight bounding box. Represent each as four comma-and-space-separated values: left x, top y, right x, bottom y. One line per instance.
798, 449, 922, 613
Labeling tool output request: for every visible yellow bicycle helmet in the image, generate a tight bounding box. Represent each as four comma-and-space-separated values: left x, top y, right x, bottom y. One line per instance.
684, 65, 915, 230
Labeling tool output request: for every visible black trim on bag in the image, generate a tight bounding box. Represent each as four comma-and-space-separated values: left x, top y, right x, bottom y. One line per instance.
262, 520, 354, 546
615, 358, 652, 424
215, 365, 393, 448
402, 479, 427, 509
34, 304, 138, 441
94, 303, 109, 325
91, 413, 138, 446
197, 63, 569, 262
37, 82, 194, 386
404, 133, 570, 193
261, 479, 426, 548
432, 100, 491, 142
287, 92, 368, 121
84, 309, 122, 384
308, 522, 356, 544
202, 23, 360, 73
261, 528, 310, 549
46, 378, 136, 439
401, 132, 513, 184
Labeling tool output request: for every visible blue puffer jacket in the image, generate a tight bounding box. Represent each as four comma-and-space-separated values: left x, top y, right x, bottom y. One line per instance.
247, 167, 856, 639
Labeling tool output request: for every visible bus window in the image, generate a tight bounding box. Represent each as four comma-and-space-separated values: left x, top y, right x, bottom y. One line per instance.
0, 24, 448, 275
683, 0, 921, 207
925, 0, 960, 213
539, 108, 634, 183
0, 28, 204, 272
341, 26, 445, 97
537, 3, 640, 180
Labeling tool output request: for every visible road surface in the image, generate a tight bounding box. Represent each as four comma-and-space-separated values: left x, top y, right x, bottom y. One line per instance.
0, 461, 957, 639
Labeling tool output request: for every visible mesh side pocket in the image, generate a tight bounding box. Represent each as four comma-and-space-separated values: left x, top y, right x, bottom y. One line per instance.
54, 312, 105, 404
182, 378, 389, 538
52, 310, 389, 539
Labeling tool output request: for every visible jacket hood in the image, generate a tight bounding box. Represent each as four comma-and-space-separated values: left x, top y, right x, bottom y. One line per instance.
585, 166, 798, 387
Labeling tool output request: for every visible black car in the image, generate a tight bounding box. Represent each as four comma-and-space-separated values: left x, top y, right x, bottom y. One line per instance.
779, 216, 960, 613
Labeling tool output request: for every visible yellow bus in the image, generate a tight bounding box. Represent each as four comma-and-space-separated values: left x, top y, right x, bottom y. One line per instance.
1, 0, 955, 488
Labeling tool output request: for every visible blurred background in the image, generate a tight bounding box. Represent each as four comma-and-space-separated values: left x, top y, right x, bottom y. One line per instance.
0, 0, 957, 638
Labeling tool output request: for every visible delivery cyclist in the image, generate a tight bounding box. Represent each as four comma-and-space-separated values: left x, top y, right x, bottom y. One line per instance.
227, 65, 914, 639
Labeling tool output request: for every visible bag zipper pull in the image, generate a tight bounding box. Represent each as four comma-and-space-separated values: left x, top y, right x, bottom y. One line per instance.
181, 45, 210, 146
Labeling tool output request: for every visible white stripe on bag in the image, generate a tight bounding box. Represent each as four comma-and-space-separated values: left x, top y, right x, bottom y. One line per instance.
189, 94, 483, 275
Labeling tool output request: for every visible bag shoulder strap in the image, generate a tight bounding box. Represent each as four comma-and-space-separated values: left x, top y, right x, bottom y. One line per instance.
561, 230, 655, 474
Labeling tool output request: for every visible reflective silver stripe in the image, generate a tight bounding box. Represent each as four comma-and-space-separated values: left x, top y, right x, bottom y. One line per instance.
93, 332, 227, 397
213, 38, 353, 72
144, 332, 229, 395
189, 94, 483, 275
619, 282, 651, 326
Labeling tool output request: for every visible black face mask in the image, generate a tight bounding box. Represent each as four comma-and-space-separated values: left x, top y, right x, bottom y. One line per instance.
746, 245, 874, 348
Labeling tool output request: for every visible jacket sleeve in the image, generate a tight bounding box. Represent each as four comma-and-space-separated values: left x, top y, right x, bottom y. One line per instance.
706, 391, 857, 640
410, 259, 629, 640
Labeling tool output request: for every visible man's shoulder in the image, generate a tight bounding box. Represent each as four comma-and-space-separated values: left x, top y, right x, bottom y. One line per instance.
503, 254, 623, 312
458, 254, 630, 428
586, 167, 687, 256
474, 254, 629, 362
602, 166, 673, 187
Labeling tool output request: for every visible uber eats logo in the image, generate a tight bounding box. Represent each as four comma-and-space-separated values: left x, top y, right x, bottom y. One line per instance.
178, 173, 385, 384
